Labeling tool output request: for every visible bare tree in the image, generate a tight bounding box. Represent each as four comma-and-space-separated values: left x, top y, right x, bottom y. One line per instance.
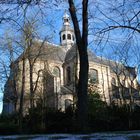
68, 0, 89, 131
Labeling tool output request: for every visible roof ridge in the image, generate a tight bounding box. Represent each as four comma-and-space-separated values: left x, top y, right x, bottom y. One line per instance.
33, 38, 61, 48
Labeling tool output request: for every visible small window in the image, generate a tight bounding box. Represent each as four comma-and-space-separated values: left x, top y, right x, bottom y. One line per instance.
89, 69, 98, 84
53, 67, 60, 77
67, 34, 71, 40
62, 34, 66, 40
67, 66, 71, 83
64, 19, 69, 23
111, 78, 116, 85
122, 79, 126, 86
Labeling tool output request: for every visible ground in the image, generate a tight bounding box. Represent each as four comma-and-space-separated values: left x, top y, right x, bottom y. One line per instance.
0, 131, 140, 140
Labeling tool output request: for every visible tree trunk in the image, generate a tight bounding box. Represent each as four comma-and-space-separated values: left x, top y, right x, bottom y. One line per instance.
77, 50, 89, 131
68, 0, 89, 131
19, 56, 26, 132
29, 60, 34, 108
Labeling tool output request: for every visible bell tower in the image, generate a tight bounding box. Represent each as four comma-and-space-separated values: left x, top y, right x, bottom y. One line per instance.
60, 11, 75, 51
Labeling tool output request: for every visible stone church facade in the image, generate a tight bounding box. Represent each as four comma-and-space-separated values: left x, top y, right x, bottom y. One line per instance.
2, 13, 140, 114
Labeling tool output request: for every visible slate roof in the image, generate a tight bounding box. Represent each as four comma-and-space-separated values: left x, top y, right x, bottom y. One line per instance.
15, 39, 136, 78
64, 45, 136, 77
16, 40, 66, 63
65, 45, 97, 62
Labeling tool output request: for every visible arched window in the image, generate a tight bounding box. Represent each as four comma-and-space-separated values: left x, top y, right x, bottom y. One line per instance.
62, 34, 66, 40
89, 69, 98, 83
111, 78, 116, 85
67, 66, 71, 83
67, 34, 71, 40
53, 67, 60, 77
65, 99, 72, 110
64, 18, 69, 23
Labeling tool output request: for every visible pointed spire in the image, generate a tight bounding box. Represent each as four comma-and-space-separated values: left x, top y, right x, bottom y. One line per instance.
63, 10, 69, 18
60, 10, 75, 50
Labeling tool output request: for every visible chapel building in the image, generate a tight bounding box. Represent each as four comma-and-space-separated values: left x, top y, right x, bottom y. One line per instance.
2, 12, 140, 114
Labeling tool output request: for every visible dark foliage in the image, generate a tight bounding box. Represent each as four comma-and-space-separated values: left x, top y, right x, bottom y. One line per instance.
0, 113, 19, 135
22, 105, 75, 134
87, 92, 140, 132
1, 94, 140, 134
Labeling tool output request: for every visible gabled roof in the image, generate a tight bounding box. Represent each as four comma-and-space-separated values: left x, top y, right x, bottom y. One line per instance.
64, 45, 97, 62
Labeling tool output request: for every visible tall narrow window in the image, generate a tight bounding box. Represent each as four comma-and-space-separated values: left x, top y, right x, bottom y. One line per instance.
67, 34, 71, 40
67, 66, 71, 83
111, 78, 120, 99
89, 69, 98, 84
62, 34, 66, 40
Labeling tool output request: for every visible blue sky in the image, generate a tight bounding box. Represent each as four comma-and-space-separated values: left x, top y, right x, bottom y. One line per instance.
0, 0, 140, 113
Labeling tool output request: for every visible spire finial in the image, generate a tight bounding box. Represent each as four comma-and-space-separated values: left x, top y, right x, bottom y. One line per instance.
64, 9, 67, 15
64, 9, 68, 17
63, 10, 70, 26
